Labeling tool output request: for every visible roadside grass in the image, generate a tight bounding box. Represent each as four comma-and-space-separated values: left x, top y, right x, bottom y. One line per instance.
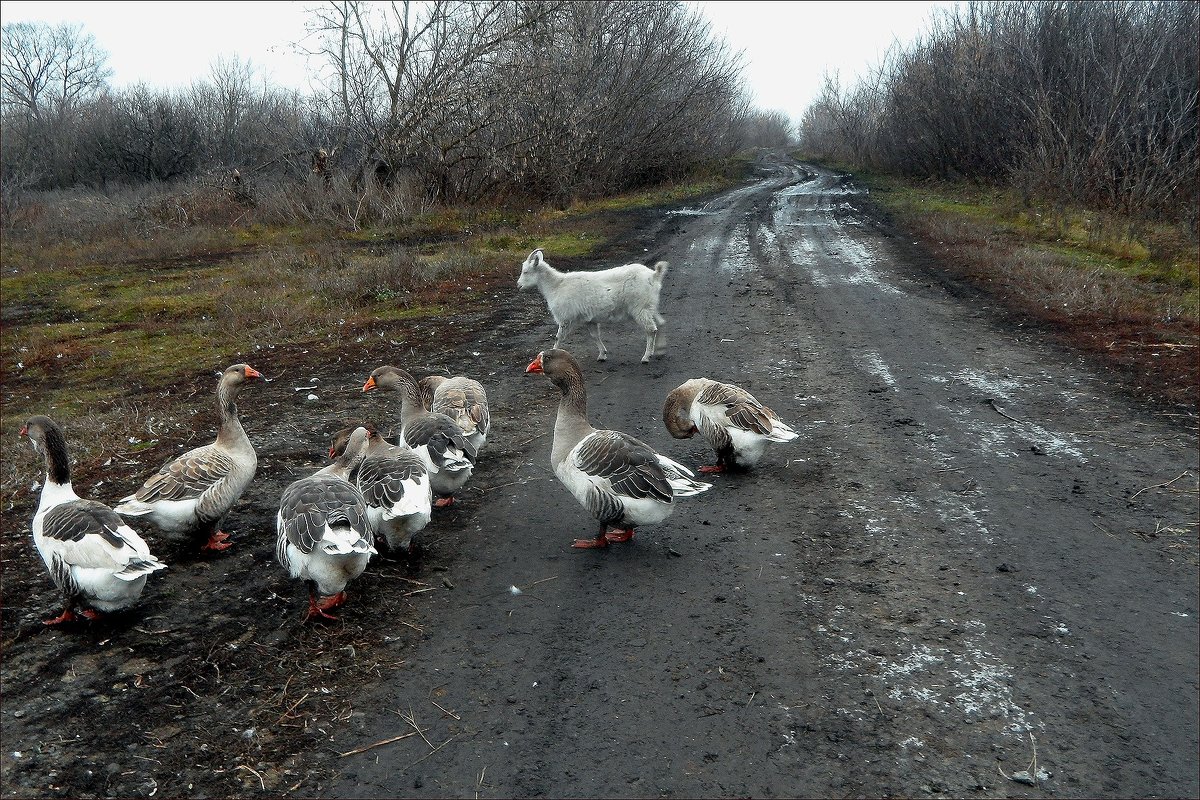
868, 175, 1197, 314
814, 163, 1198, 410
1, 159, 749, 501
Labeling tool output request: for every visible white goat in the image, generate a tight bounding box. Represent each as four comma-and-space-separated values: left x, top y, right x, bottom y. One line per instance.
517, 249, 668, 363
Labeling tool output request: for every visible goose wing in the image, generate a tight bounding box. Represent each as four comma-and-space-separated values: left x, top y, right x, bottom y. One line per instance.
40, 500, 161, 572
697, 381, 777, 436
134, 445, 236, 502
433, 379, 490, 438
357, 448, 427, 509
573, 430, 673, 505
403, 414, 478, 466
277, 475, 369, 555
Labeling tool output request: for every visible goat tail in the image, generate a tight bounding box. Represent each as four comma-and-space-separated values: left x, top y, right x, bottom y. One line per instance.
652, 261, 669, 285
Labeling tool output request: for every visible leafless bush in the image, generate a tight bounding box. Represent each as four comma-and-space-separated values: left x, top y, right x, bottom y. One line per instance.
4, 2, 760, 222
799, 1, 1199, 226
739, 109, 795, 149
251, 172, 429, 231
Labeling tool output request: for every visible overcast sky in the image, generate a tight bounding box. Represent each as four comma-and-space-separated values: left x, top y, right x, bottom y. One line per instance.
1, 1, 950, 122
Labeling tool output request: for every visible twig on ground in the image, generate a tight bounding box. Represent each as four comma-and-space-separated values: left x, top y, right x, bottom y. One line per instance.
514, 432, 547, 449
1130, 470, 1194, 501
396, 706, 435, 749
521, 575, 559, 590
477, 476, 548, 493
869, 690, 884, 717
277, 692, 310, 724
431, 698, 461, 720
337, 731, 417, 757
403, 733, 459, 771
986, 398, 1022, 422
236, 765, 266, 790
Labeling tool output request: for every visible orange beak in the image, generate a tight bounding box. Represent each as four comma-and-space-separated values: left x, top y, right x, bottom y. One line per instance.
245, 366, 262, 379
525, 353, 544, 374
328, 446, 337, 458
363, 376, 377, 392
19, 424, 28, 437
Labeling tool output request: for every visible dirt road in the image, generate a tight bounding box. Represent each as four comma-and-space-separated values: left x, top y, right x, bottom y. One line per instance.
3, 154, 1196, 798
325, 156, 1199, 797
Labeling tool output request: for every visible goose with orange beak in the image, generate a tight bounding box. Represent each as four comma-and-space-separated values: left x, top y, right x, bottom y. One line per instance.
116, 363, 262, 553
525, 349, 710, 549
363, 366, 476, 508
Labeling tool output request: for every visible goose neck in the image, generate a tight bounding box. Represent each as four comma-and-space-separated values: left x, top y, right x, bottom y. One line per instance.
551, 371, 593, 461
215, 379, 247, 446
41, 424, 72, 488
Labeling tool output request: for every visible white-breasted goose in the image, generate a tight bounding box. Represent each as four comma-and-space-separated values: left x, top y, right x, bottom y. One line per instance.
115, 363, 261, 552
364, 366, 476, 508
21, 416, 167, 624
663, 378, 799, 474
277, 427, 376, 621
330, 427, 432, 556
418, 374, 491, 454
524, 348, 711, 549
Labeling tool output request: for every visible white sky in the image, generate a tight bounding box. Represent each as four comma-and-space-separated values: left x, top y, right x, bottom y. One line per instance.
0, 1, 951, 122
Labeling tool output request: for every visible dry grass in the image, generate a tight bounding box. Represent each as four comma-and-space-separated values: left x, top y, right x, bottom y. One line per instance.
862, 174, 1199, 410
916, 215, 1194, 325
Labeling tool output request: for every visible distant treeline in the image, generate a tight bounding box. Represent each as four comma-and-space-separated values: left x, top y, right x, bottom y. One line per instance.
0, 0, 793, 216
799, 0, 1199, 225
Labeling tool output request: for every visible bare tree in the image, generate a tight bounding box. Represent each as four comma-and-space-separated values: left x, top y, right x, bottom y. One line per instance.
308, 0, 531, 196
1, 21, 111, 121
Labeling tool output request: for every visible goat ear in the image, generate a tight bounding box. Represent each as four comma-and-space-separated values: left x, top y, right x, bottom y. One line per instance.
532, 248, 544, 264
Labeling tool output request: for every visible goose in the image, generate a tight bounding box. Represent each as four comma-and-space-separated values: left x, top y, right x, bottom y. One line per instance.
115, 363, 261, 552
524, 349, 711, 549
364, 366, 476, 508
330, 427, 432, 555
20, 416, 167, 624
663, 378, 799, 474
418, 374, 491, 454
277, 426, 376, 621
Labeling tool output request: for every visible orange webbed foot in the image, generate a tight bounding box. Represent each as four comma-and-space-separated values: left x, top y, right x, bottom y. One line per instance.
603, 529, 635, 543
42, 609, 78, 626
304, 589, 348, 622
433, 497, 455, 508
201, 531, 234, 552
698, 465, 725, 475
572, 535, 610, 549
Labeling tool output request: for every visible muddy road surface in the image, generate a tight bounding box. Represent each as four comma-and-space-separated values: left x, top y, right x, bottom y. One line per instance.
3, 154, 1197, 799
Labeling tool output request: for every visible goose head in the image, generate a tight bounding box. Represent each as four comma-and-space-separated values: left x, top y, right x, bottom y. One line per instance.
663, 379, 705, 439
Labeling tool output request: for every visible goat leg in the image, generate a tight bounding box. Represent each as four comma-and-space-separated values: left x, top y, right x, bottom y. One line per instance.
592, 322, 608, 361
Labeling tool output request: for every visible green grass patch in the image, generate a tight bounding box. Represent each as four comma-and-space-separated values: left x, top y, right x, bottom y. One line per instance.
863, 172, 1198, 294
